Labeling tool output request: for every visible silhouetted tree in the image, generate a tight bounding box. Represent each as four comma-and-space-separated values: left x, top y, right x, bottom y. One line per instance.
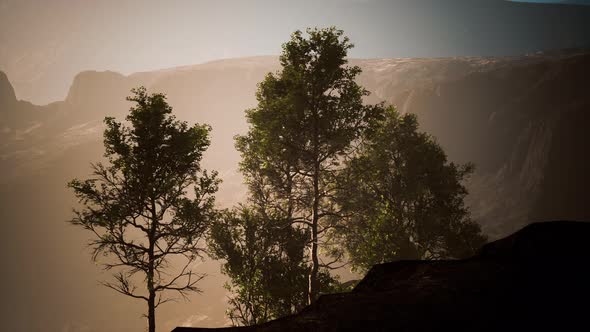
333, 107, 487, 272
68, 87, 219, 332
233, 27, 382, 304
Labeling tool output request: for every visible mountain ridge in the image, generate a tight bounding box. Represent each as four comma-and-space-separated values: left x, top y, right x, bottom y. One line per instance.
4, 0, 590, 105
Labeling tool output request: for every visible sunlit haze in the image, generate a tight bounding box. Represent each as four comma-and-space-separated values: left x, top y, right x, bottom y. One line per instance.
1, 0, 589, 104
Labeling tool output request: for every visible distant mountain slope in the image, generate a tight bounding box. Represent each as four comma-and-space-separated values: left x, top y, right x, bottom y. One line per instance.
376, 52, 590, 238
1, 50, 589, 331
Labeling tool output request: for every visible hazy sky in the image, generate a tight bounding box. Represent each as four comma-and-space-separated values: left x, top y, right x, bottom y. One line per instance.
1, 0, 590, 104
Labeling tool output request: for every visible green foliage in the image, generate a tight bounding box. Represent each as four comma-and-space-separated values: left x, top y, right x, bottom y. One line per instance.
236, 26, 383, 304
334, 107, 487, 272
208, 207, 309, 326
209, 27, 377, 324
210, 27, 486, 326
68, 87, 219, 332
247, 27, 381, 171
209, 206, 341, 326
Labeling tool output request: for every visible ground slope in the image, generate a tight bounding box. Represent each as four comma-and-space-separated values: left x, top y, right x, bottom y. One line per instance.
173, 220, 590, 332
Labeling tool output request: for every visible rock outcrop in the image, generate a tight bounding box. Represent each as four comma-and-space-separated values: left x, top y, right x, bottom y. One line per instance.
173, 221, 590, 332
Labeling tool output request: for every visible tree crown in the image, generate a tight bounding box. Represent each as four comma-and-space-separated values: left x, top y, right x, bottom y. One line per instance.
69, 87, 219, 330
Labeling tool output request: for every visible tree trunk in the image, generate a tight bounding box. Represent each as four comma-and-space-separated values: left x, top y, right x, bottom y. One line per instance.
308, 161, 320, 304
148, 289, 156, 332
147, 245, 156, 332
148, 198, 157, 332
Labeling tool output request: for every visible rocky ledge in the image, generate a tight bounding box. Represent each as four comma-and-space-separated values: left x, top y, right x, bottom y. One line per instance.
173, 221, 590, 331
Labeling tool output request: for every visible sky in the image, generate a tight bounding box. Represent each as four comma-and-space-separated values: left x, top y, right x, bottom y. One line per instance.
1, 0, 590, 104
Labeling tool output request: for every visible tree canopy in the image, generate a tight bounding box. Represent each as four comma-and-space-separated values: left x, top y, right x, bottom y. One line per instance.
236, 27, 382, 304
66, 27, 489, 329
333, 107, 487, 272
68, 87, 219, 332
209, 28, 486, 326
208, 207, 310, 326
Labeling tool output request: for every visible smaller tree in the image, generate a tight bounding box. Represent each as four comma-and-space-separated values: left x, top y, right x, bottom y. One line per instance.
334, 106, 486, 272
208, 207, 309, 326
68, 87, 219, 332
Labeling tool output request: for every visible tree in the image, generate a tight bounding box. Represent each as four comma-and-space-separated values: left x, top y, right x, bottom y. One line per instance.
68, 87, 219, 332
236, 27, 382, 303
208, 81, 343, 324
333, 107, 487, 272
208, 207, 310, 326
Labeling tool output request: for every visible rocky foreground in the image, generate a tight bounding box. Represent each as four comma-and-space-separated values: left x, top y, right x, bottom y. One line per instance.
174, 221, 590, 332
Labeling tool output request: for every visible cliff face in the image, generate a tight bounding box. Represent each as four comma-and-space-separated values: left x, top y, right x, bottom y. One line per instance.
173, 221, 590, 332
369, 53, 590, 238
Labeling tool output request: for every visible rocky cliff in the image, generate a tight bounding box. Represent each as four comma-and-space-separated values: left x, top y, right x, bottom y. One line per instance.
173, 221, 590, 332
366, 52, 590, 238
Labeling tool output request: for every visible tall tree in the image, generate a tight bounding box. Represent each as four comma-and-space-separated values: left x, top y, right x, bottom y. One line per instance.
68, 87, 219, 332
237, 27, 382, 303
208, 101, 341, 324
333, 107, 487, 272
